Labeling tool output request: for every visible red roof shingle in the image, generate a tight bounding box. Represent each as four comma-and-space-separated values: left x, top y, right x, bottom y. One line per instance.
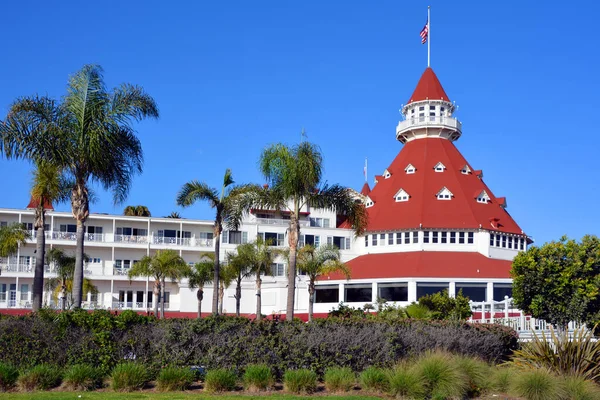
407, 67, 450, 104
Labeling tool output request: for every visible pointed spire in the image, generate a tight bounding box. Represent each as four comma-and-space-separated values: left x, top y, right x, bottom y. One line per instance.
360, 182, 371, 196
26, 196, 53, 210
407, 67, 450, 104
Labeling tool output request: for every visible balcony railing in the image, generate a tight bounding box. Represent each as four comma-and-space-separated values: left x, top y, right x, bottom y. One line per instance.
50, 231, 105, 242
111, 301, 164, 310
152, 237, 212, 247
397, 115, 462, 132
114, 234, 148, 244
113, 268, 130, 276
256, 218, 310, 227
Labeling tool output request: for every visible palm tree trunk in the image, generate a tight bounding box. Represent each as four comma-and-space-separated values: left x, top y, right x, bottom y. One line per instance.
212, 224, 221, 315
308, 280, 315, 322
218, 282, 225, 315
153, 280, 160, 317
72, 220, 85, 308
197, 288, 203, 319
160, 278, 166, 319
256, 273, 262, 321
32, 209, 46, 311
235, 278, 242, 317
286, 214, 300, 321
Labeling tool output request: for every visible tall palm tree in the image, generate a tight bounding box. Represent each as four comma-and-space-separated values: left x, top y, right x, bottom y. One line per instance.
176, 169, 250, 315
236, 141, 368, 321
226, 249, 253, 317
0, 224, 30, 262
123, 205, 151, 217
186, 258, 213, 318
127, 250, 189, 318
232, 239, 277, 320
0, 64, 159, 309
297, 244, 350, 322
30, 161, 69, 311
45, 248, 97, 311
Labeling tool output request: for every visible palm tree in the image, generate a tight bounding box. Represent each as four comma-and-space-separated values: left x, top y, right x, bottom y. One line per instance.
226, 249, 253, 317
45, 248, 97, 310
123, 205, 151, 217
176, 169, 250, 315
127, 250, 189, 318
30, 161, 69, 311
165, 212, 181, 219
0, 64, 159, 309
218, 263, 235, 315
231, 239, 277, 320
0, 224, 30, 264
237, 141, 368, 320
297, 244, 350, 322
186, 258, 213, 318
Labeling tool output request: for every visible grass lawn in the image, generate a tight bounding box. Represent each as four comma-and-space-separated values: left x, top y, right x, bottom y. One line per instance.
0, 394, 385, 400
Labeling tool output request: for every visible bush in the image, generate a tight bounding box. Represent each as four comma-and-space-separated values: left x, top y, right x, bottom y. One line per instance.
0, 363, 19, 391
283, 369, 317, 394
413, 352, 468, 399
243, 364, 274, 391
324, 367, 355, 392
63, 364, 104, 391
510, 368, 565, 400
18, 364, 62, 391
490, 366, 515, 393
563, 376, 600, 400
359, 366, 389, 392
387, 365, 425, 399
110, 362, 148, 392
417, 289, 472, 320
454, 354, 490, 397
156, 366, 195, 391
204, 368, 237, 392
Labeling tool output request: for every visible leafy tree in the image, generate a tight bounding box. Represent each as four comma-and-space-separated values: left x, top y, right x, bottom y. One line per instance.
417, 289, 472, 320
45, 248, 97, 311
0, 223, 30, 260
176, 168, 250, 315
123, 205, 151, 217
236, 141, 368, 321
511, 235, 600, 329
186, 258, 214, 318
29, 161, 69, 311
128, 250, 189, 318
226, 250, 252, 317
0, 64, 159, 308
297, 244, 349, 322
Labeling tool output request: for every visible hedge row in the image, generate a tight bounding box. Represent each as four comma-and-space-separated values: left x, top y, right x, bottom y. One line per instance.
0, 310, 518, 377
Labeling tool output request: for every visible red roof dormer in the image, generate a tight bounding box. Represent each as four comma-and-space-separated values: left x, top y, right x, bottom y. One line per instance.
407, 67, 450, 104
360, 183, 371, 196
26, 196, 54, 211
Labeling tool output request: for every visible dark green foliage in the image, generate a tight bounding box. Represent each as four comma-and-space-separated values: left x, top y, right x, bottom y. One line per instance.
110, 362, 148, 392
0, 311, 516, 380
328, 302, 368, 318
283, 369, 317, 394
359, 367, 389, 392
417, 289, 473, 320
63, 364, 104, 391
18, 364, 62, 391
204, 369, 237, 392
324, 367, 355, 392
243, 364, 274, 391
510, 368, 566, 400
156, 366, 195, 391
0, 362, 19, 391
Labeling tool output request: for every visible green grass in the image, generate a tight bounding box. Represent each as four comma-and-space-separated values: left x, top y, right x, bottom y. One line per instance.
243, 364, 274, 391
283, 369, 318, 394
156, 366, 195, 391
324, 367, 355, 392
204, 369, 237, 392
0, 394, 382, 399
110, 362, 149, 392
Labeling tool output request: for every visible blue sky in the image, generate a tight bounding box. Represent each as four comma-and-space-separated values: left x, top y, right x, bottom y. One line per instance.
0, 1, 597, 245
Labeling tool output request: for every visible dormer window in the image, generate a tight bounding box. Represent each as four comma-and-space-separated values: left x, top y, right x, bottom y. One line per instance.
434, 162, 446, 172
405, 164, 416, 174
365, 196, 375, 208
383, 169, 391, 179
460, 165, 471, 175
436, 187, 453, 200
394, 189, 410, 202
476, 190, 490, 204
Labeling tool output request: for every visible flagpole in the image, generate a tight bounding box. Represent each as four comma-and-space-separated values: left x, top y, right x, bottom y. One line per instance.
427, 6, 431, 67
364, 158, 368, 183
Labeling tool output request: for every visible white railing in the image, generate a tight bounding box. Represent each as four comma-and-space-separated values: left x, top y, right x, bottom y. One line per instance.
397, 115, 462, 132
86, 233, 105, 242
52, 231, 77, 241
256, 218, 310, 227
193, 238, 213, 247
114, 234, 149, 244
113, 268, 130, 276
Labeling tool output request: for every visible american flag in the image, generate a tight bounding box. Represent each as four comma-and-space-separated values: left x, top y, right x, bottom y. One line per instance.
420, 21, 429, 44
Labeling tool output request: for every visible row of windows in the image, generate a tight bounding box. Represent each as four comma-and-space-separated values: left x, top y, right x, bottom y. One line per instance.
0, 283, 30, 302
365, 231, 474, 246
490, 234, 526, 251
403, 164, 472, 175
315, 282, 512, 303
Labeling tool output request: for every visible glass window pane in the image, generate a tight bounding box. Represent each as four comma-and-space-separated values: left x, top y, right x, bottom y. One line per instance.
378, 284, 408, 301
416, 283, 449, 298
493, 284, 512, 301
345, 285, 372, 302
456, 283, 486, 302
315, 286, 339, 303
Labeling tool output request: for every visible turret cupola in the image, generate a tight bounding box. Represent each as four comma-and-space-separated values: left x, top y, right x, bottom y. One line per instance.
396, 67, 462, 144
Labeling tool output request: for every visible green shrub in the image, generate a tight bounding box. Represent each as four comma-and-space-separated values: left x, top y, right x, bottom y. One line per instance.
110, 362, 148, 392
63, 364, 104, 391
490, 366, 516, 393
243, 364, 274, 391
414, 352, 468, 399
204, 368, 237, 392
510, 368, 565, 400
359, 366, 389, 392
562, 376, 600, 400
387, 365, 425, 399
0, 362, 19, 391
157, 366, 195, 391
324, 367, 355, 392
18, 364, 62, 391
283, 369, 317, 394
417, 289, 472, 320
454, 354, 490, 397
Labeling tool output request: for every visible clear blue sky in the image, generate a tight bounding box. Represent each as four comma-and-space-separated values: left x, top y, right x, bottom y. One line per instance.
0, 1, 597, 245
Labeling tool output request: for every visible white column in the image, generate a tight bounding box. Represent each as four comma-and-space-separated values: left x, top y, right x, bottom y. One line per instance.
372, 282, 378, 304
110, 279, 114, 309
486, 282, 494, 302
15, 277, 19, 308
448, 282, 456, 298
338, 283, 344, 303
408, 281, 417, 302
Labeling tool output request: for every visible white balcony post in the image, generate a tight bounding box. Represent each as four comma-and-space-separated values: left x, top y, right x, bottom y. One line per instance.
504, 295, 509, 319
338, 283, 344, 303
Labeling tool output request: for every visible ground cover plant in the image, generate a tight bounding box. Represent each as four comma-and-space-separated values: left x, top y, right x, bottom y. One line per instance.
63, 364, 104, 391
204, 369, 237, 392
243, 364, 274, 391
110, 362, 149, 392
0, 362, 18, 391
18, 364, 62, 391
283, 369, 317, 394
156, 366, 195, 391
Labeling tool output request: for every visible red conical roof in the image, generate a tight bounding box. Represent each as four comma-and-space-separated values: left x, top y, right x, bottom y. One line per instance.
407, 67, 450, 104
26, 196, 53, 210
365, 137, 523, 234
360, 182, 371, 196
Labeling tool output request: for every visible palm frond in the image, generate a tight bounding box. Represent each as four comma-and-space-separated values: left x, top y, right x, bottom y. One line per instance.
222, 168, 234, 189
109, 83, 159, 125
0, 223, 30, 257
187, 260, 214, 289
176, 181, 219, 208
30, 160, 69, 207
309, 184, 368, 236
